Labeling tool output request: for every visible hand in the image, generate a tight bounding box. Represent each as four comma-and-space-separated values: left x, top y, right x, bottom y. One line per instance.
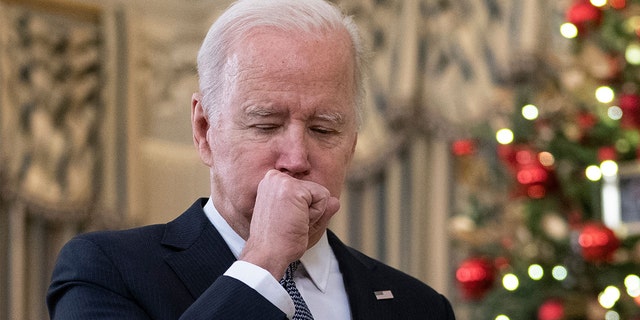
239, 169, 340, 280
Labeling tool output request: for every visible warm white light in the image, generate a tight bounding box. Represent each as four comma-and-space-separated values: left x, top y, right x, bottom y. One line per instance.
528, 264, 544, 280
560, 23, 578, 39
605, 310, 621, 320
599, 286, 621, 309
586, 165, 603, 181
626, 43, 640, 65
522, 104, 539, 120
590, 0, 607, 7
625, 274, 640, 297
600, 160, 619, 177
608, 106, 623, 120
496, 128, 514, 145
626, 16, 640, 34
552, 265, 568, 281
503, 273, 519, 291
538, 152, 555, 167
596, 86, 615, 104
495, 315, 510, 320
625, 275, 640, 289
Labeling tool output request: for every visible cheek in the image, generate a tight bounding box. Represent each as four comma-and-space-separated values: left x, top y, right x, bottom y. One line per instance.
217, 141, 276, 183
311, 147, 353, 195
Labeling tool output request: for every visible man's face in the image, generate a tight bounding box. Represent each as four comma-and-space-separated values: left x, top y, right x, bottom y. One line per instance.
206, 28, 358, 231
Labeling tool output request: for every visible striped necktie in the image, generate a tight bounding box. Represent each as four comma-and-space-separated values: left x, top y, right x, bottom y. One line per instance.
279, 261, 314, 320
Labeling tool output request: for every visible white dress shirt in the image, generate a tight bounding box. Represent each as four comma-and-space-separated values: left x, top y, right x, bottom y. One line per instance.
203, 198, 352, 319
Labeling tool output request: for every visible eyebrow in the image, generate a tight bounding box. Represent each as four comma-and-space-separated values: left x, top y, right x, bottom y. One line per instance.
244, 105, 283, 117
315, 112, 345, 125
243, 104, 347, 125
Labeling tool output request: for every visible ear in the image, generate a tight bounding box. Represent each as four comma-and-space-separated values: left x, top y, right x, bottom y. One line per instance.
351, 133, 358, 154
345, 132, 358, 165
191, 93, 214, 166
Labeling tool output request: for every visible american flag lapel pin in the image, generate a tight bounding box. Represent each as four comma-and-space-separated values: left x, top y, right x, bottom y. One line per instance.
374, 290, 394, 300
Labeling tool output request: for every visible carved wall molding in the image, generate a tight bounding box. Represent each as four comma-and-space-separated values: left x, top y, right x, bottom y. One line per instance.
340, 0, 560, 182
0, 0, 127, 229
0, 3, 103, 222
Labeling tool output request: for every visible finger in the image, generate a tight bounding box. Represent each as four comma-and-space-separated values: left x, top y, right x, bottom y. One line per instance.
306, 184, 333, 221
309, 196, 340, 236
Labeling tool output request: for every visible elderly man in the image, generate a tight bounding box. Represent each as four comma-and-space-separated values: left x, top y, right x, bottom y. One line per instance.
47, 0, 455, 319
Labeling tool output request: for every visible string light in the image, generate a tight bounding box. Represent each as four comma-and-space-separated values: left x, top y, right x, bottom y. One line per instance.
625, 42, 640, 65
600, 160, 619, 177
521, 104, 539, 120
560, 23, 578, 39
599, 286, 621, 309
538, 152, 555, 167
590, 0, 607, 7
502, 273, 519, 291
585, 165, 603, 181
595, 86, 615, 103
625, 274, 640, 297
528, 264, 544, 280
496, 128, 514, 145
608, 106, 623, 120
605, 311, 621, 320
495, 315, 510, 320
552, 265, 568, 281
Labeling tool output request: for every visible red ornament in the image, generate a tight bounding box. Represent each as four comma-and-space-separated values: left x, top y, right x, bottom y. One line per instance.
610, 0, 626, 10
455, 257, 495, 300
597, 146, 617, 162
577, 111, 597, 131
497, 144, 519, 171
578, 222, 620, 263
566, 0, 602, 33
452, 139, 477, 156
538, 299, 565, 320
497, 144, 558, 199
618, 93, 640, 129
574, 111, 599, 142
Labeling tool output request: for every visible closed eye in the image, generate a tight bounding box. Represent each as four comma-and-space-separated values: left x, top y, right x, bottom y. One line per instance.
253, 124, 281, 132
310, 126, 337, 135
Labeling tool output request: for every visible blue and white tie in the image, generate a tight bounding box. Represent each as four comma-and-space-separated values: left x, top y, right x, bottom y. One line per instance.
280, 261, 314, 320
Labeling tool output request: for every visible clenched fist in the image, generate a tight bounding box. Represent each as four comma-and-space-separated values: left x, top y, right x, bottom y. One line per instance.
239, 170, 340, 280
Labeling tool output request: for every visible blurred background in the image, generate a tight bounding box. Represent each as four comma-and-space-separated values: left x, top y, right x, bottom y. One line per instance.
2, 0, 640, 319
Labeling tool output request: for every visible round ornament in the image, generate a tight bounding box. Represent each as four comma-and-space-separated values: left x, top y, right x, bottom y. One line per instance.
578, 222, 620, 263
538, 299, 564, 320
619, 93, 640, 128
455, 257, 495, 300
452, 139, 477, 156
566, 0, 602, 33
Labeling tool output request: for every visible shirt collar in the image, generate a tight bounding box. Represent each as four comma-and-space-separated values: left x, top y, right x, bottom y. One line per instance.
203, 197, 331, 292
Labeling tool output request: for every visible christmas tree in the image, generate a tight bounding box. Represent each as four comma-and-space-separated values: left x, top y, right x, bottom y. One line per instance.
451, 1, 640, 319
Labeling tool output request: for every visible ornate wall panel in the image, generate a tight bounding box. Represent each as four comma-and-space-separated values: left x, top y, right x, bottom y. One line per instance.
0, 1, 125, 319
1, 4, 101, 219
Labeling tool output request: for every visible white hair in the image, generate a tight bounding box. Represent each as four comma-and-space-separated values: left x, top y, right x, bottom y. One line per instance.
196, 0, 366, 125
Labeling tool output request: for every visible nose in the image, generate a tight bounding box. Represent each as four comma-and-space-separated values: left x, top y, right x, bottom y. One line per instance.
275, 126, 311, 178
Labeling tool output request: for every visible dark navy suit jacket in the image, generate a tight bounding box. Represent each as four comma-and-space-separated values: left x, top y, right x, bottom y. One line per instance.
47, 198, 455, 319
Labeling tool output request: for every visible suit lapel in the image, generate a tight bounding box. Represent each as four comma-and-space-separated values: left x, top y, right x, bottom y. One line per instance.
161, 199, 237, 299
327, 230, 389, 319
